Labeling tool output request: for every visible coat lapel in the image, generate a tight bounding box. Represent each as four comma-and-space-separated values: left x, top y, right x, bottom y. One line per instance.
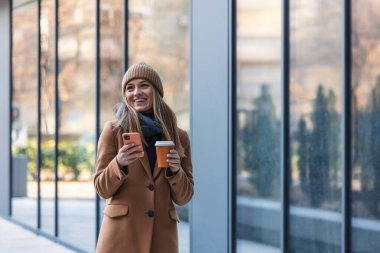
152, 162, 163, 180
138, 154, 153, 181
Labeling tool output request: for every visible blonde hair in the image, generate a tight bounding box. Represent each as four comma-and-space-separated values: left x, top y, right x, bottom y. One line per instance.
116, 83, 185, 158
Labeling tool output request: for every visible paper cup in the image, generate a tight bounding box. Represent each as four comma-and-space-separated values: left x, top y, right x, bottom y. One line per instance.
155, 141, 175, 168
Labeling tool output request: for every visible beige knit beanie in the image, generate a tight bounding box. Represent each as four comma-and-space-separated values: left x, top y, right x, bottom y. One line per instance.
121, 62, 164, 97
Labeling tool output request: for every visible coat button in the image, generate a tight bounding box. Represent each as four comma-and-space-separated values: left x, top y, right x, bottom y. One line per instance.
148, 184, 155, 191
147, 210, 155, 217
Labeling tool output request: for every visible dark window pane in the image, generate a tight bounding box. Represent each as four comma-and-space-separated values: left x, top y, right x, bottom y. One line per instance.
11, 0, 38, 230
290, 1, 342, 252
351, 1, 380, 252
236, 1, 281, 252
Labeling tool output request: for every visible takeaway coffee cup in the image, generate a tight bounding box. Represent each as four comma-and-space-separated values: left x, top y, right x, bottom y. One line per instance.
155, 141, 175, 168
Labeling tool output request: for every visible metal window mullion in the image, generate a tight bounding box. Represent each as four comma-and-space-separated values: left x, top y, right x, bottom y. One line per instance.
342, 0, 352, 252
54, 0, 59, 238
95, 0, 101, 243
37, 0, 42, 231
123, 0, 128, 73
9, 0, 14, 218
281, 0, 290, 252
230, 0, 237, 252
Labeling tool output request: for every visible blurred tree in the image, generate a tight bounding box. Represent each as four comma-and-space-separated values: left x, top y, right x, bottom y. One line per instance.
327, 90, 340, 188
297, 116, 309, 193
309, 85, 330, 207
368, 76, 380, 217
243, 85, 280, 198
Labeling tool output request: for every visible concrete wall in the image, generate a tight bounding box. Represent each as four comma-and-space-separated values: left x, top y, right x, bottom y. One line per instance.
190, 0, 233, 252
0, 0, 11, 217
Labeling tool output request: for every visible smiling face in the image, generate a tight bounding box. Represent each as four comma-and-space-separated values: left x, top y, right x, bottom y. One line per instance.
125, 78, 154, 113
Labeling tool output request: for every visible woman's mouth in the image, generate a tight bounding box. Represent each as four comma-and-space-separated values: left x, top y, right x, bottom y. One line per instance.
134, 98, 147, 105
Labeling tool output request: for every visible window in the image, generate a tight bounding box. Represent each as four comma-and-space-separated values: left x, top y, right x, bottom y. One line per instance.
351, 1, 380, 252
11, 0, 38, 230
236, 1, 282, 252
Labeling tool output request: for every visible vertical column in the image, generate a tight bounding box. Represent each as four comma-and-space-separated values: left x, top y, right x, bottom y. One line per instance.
123, 0, 128, 73
95, 0, 101, 243
342, 0, 352, 252
190, 0, 231, 252
282, 0, 290, 252
37, 0, 42, 230
0, 0, 11, 217
54, 0, 59, 238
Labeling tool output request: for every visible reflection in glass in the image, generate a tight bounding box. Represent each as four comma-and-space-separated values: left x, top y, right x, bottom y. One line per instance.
11, 1, 38, 229
352, 1, 380, 252
236, 1, 281, 252
99, 0, 124, 227
290, 1, 342, 252
129, 0, 189, 130
40, 0, 56, 236
128, 1, 190, 252
100, 0, 123, 125
58, 0, 96, 251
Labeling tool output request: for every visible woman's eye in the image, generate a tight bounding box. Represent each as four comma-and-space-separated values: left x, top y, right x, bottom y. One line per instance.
126, 87, 134, 91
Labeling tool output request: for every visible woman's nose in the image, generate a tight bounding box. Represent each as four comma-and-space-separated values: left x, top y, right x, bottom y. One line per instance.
133, 87, 142, 95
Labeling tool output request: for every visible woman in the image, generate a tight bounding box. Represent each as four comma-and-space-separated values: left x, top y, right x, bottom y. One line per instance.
94, 62, 194, 253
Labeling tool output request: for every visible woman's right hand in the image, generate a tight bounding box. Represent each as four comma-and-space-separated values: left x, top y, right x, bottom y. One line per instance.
116, 144, 144, 167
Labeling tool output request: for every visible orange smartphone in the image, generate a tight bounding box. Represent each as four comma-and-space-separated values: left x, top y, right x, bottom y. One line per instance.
122, 132, 143, 146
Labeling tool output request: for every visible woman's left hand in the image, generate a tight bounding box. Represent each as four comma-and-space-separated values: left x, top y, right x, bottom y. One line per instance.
167, 149, 181, 173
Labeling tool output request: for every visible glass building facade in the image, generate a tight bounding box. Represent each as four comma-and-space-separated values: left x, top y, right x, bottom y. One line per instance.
7, 0, 189, 252
1, 0, 380, 252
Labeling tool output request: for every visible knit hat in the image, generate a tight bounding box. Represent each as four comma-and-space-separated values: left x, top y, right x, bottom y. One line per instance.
121, 62, 164, 97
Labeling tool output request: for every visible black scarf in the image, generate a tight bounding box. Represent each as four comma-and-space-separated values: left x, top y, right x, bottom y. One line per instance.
138, 112, 163, 138
115, 103, 163, 138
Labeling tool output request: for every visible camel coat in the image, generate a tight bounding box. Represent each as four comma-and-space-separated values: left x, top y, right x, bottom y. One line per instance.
94, 120, 194, 253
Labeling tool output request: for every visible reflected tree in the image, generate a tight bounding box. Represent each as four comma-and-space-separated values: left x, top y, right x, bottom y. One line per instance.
327, 90, 340, 188
309, 85, 330, 207
243, 85, 280, 198
297, 116, 309, 193
368, 76, 380, 217
302, 85, 340, 208
354, 76, 380, 218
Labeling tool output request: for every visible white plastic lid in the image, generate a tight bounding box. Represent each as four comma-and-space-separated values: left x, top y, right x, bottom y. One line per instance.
155, 141, 175, 146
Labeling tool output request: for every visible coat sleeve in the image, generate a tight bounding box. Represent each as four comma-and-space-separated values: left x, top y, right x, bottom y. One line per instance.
165, 131, 194, 206
94, 121, 128, 199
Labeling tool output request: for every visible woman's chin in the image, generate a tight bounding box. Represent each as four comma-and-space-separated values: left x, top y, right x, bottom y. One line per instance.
135, 107, 152, 113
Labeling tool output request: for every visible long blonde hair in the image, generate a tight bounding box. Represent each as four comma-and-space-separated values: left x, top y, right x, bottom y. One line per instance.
116, 84, 185, 158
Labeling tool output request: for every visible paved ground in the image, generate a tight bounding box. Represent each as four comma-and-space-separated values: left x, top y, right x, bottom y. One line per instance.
9, 198, 189, 253
0, 217, 75, 253
0, 214, 279, 253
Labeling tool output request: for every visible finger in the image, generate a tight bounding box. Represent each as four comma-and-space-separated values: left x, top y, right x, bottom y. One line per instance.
132, 151, 145, 158
124, 145, 144, 156
167, 158, 181, 164
120, 144, 135, 152
120, 153, 143, 165
166, 153, 180, 159
128, 149, 145, 159
169, 149, 178, 154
